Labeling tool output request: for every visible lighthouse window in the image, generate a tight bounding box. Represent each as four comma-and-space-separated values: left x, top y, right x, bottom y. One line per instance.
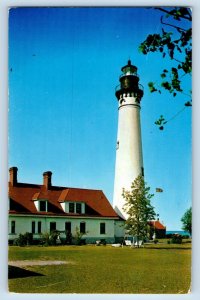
116, 141, 119, 149
141, 167, 144, 176
120, 98, 125, 105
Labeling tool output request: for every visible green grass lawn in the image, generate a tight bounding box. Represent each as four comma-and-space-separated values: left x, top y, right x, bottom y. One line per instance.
8, 241, 191, 294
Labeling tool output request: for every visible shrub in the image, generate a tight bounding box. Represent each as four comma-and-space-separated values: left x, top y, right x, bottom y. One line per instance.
24, 232, 33, 245
183, 235, 189, 239
49, 231, 59, 245
73, 227, 88, 245
13, 238, 18, 246
16, 234, 26, 246
166, 234, 173, 238
100, 239, 107, 246
8, 239, 14, 246
171, 234, 182, 244
40, 232, 51, 246
65, 230, 72, 245
14, 232, 33, 246
153, 239, 158, 244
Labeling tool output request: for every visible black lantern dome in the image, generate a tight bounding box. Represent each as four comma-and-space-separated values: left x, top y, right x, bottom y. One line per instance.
115, 60, 144, 102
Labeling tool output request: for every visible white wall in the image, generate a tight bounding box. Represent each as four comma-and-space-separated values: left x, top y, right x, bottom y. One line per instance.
114, 220, 125, 238
8, 215, 119, 241
113, 94, 143, 219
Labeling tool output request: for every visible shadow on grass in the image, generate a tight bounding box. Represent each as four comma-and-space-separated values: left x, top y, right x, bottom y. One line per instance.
145, 246, 191, 250
8, 265, 44, 279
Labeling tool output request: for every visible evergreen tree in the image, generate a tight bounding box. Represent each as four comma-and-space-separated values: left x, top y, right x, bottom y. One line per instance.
122, 174, 155, 245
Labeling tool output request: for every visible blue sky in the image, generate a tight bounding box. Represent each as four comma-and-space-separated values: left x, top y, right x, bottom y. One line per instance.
8, 7, 192, 230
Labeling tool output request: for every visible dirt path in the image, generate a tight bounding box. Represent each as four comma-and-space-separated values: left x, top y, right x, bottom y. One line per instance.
9, 260, 73, 267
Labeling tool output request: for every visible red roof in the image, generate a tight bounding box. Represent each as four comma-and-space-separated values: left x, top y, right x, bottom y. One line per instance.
148, 220, 166, 230
9, 182, 120, 219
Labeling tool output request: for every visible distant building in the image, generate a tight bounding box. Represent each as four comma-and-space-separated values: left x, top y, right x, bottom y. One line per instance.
148, 220, 166, 239
8, 167, 124, 244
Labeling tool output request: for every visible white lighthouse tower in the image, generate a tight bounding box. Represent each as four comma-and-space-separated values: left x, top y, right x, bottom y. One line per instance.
113, 60, 144, 219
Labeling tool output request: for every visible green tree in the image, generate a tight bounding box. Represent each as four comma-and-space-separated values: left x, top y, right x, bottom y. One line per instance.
181, 207, 192, 235
122, 174, 156, 246
139, 7, 192, 130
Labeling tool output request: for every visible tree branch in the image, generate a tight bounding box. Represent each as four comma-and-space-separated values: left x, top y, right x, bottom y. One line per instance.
161, 16, 187, 32
155, 7, 192, 21
171, 56, 183, 64
186, 9, 192, 20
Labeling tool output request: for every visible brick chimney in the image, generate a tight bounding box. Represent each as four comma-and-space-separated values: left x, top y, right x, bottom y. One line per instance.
43, 171, 52, 189
9, 167, 18, 186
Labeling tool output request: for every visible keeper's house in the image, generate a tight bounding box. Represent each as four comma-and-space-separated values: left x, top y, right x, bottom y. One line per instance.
8, 167, 124, 244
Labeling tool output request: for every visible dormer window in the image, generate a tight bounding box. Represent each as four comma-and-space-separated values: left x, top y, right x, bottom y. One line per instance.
33, 199, 48, 212
69, 203, 75, 213
39, 200, 47, 212
76, 203, 82, 214
61, 202, 85, 214
69, 202, 83, 214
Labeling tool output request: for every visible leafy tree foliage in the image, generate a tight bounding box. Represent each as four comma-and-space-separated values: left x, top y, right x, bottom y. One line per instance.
122, 174, 156, 245
139, 7, 192, 129
181, 207, 192, 235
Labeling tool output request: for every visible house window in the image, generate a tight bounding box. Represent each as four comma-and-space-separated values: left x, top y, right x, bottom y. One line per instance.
38, 221, 42, 234
32, 221, 36, 234
76, 203, 82, 214
39, 201, 47, 212
50, 222, 56, 232
69, 203, 75, 213
11, 220, 15, 234
100, 223, 106, 234
65, 222, 71, 233
80, 222, 86, 234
